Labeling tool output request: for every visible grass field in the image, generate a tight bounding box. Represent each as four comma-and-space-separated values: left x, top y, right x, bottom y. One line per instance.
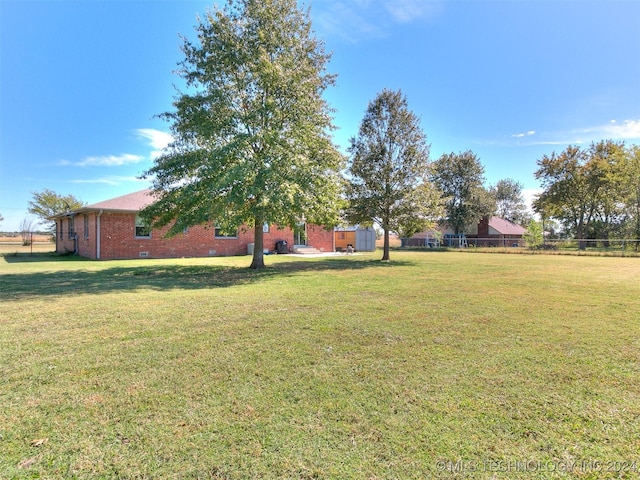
1, 251, 639, 479
0, 235, 54, 256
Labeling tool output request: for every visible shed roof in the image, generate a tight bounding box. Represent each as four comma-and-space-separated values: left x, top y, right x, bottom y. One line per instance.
334, 225, 375, 232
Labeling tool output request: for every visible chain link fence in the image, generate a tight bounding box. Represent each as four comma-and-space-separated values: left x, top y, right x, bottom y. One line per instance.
404, 237, 640, 252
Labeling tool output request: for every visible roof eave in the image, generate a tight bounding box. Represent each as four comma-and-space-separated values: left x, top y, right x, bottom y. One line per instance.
49, 207, 142, 220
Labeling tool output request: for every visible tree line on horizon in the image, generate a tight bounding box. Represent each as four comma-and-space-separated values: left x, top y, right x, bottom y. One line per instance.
534, 141, 640, 249
8, 0, 639, 262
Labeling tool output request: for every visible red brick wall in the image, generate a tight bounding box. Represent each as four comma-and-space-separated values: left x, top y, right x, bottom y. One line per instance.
77, 213, 97, 258
263, 225, 295, 253
98, 213, 296, 260
55, 217, 79, 255
306, 224, 335, 252
57, 212, 333, 259
477, 217, 490, 238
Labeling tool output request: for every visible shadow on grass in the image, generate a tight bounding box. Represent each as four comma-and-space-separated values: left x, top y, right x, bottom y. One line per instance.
1, 251, 69, 263
0, 254, 416, 301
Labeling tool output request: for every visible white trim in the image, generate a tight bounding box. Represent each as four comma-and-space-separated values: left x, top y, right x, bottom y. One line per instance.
96, 210, 103, 259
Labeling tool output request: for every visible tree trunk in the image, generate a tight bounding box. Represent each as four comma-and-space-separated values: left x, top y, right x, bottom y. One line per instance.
576, 221, 587, 250
250, 218, 265, 269
382, 227, 390, 261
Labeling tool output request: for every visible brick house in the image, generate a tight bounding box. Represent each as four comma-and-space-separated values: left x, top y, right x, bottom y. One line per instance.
465, 216, 527, 247
51, 189, 334, 260
407, 216, 527, 247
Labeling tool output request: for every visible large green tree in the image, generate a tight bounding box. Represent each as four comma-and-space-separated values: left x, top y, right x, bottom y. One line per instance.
533, 141, 625, 249
430, 150, 495, 234
346, 89, 442, 261
27, 189, 85, 235
586, 140, 628, 242
141, 0, 344, 269
621, 145, 640, 244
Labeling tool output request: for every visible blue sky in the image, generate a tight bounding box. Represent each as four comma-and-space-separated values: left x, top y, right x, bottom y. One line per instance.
1, 0, 639, 231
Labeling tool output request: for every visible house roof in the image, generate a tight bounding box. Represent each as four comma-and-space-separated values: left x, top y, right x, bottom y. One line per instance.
50, 189, 156, 219
409, 217, 526, 239
488, 216, 527, 235
84, 189, 155, 212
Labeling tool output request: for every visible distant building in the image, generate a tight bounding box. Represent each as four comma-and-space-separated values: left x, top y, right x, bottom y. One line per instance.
407, 216, 527, 248
466, 216, 527, 247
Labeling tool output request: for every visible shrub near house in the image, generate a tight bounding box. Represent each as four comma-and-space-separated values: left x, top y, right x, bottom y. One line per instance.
51, 190, 334, 260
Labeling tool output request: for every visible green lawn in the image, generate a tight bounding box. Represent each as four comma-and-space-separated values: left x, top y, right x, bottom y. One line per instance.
1, 251, 639, 479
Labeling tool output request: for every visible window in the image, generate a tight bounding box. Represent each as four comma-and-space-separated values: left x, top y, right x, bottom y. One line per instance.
67, 217, 75, 237
135, 215, 151, 238
214, 226, 238, 238
83, 214, 89, 239
59, 220, 63, 240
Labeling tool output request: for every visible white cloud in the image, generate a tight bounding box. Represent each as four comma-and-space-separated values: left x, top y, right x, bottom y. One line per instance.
76, 154, 144, 167
553, 119, 640, 144
507, 119, 640, 147
57, 128, 172, 169
384, 0, 443, 23
314, 0, 444, 41
70, 175, 146, 186
314, 2, 382, 41
135, 128, 174, 159
599, 119, 640, 139
512, 130, 536, 138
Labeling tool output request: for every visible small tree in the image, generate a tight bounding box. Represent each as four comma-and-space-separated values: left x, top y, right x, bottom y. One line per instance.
141, 0, 344, 269
346, 88, 442, 261
490, 178, 528, 224
20, 218, 36, 246
28, 189, 85, 235
523, 219, 544, 248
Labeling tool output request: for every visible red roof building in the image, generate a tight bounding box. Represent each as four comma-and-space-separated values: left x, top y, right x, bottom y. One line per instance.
407, 216, 527, 248
469, 216, 527, 247
51, 189, 334, 259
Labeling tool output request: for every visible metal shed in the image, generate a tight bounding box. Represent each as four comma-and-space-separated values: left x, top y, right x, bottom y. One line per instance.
334, 226, 376, 252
